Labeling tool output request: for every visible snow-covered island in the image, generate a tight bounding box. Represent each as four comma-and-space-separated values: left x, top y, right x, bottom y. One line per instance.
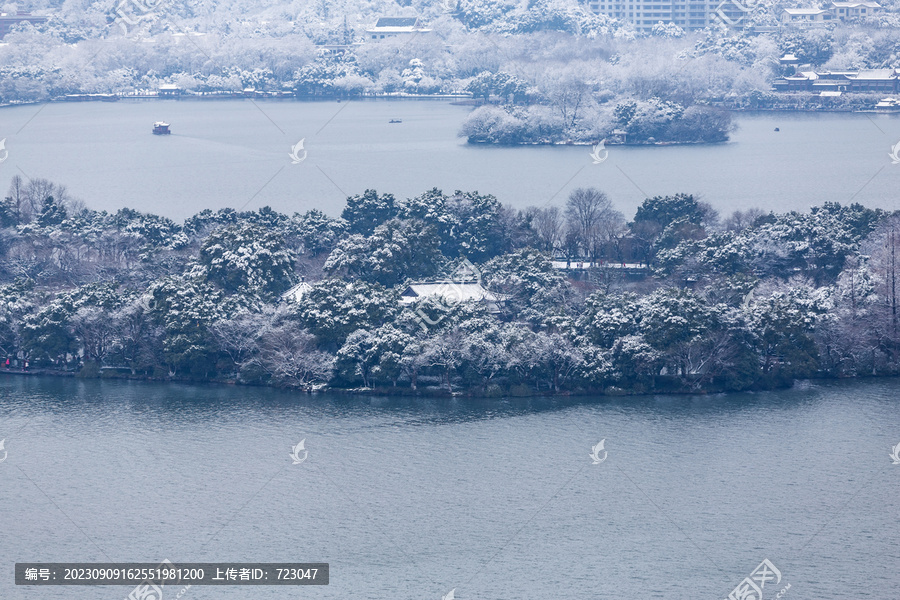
460, 99, 735, 145
2, 179, 898, 396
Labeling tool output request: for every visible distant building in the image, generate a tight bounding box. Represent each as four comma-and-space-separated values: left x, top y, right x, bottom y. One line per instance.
282, 281, 313, 303
773, 68, 900, 94
0, 12, 49, 38
315, 43, 362, 57
829, 1, 880, 20
365, 17, 431, 40
780, 1, 879, 25
873, 97, 900, 112
399, 281, 501, 313
846, 68, 898, 93
158, 84, 181, 97
780, 7, 831, 24
61, 93, 119, 102
551, 260, 648, 271
609, 129, 628, 144
585, 0, 715, 33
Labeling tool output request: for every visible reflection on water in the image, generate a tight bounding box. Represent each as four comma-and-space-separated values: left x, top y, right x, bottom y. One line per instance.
1, 375, 899, 599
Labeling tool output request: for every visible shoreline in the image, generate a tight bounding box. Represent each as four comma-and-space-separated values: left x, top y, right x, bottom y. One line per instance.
2, 94, 896, 114
466, 138, 723, 147
0, 93, 474, 110
3, 364, 886, 399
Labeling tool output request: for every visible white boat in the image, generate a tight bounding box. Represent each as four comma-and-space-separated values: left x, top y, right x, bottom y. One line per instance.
873, 98, 900, 113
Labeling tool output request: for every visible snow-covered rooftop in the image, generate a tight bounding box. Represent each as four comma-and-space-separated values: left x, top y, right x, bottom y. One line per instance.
374, 17, 419, 28
282, 281, 313, 303
367, 16, 430, 33
783, 8, 828, 14
830, 1, 879, 7
551, 261, 648, 270
852, 69, 897, 79
399, 281, 499, 304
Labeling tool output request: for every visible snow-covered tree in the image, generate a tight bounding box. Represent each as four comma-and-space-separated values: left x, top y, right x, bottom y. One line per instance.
199, 222, 296, 300
253, 321, 334, 387
295, 279, 398, 348
324, 218, 445, 286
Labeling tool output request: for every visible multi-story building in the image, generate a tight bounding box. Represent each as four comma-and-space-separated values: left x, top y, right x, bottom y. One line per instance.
780, 1, 880, 25
585, 0, 716, 32
829, 1, 880, 20
586, 0, 880, 31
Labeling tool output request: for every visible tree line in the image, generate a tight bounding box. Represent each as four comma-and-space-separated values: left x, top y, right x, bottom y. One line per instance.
1, 174, 899, 395
8, 0, 900, 127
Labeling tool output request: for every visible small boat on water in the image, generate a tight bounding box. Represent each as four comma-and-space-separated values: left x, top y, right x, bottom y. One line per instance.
774, 127, 780, 132
152, 121, 171, 135
389, 119, 402, 123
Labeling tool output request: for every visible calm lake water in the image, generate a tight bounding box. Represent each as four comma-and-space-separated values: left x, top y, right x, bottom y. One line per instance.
2, 100, 900, 220
0, 375, 898, 599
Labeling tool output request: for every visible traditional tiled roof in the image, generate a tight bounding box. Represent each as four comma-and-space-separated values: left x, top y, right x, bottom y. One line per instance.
373, 17, 419, 28
399, 281, 499, 304
282, 281, 313, 302
851, 69, 897, 80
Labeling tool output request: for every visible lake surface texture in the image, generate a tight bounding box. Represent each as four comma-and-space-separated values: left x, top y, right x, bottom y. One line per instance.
1, 375, 898, 599
3, 101, 900, 220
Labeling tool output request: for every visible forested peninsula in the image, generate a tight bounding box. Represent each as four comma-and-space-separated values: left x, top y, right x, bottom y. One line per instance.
1, 176, 898, 396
